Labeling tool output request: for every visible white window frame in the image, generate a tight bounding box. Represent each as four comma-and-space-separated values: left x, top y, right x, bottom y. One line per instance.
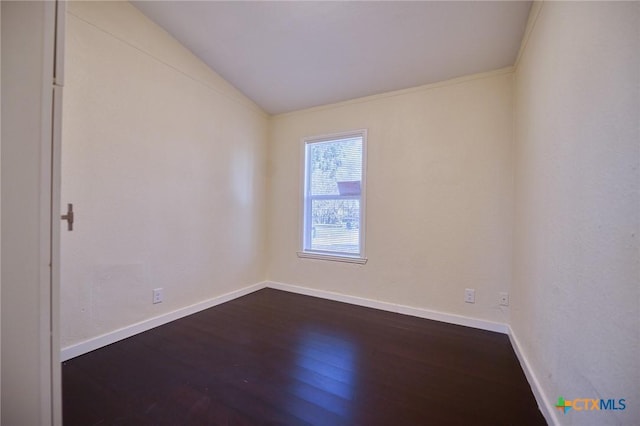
297, 129, 368, 264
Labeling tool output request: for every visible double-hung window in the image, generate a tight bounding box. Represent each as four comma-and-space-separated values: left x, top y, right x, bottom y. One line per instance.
299, 130, 367, 263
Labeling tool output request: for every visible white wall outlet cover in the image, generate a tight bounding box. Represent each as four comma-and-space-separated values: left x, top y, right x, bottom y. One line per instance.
152, 288, 163, 304
464, 288, 475, 303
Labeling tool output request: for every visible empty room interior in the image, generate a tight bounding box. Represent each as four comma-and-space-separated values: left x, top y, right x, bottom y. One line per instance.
1, 1, 639, 425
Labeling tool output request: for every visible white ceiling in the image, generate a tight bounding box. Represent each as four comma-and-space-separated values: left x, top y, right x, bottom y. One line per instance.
132, 1, 532, 115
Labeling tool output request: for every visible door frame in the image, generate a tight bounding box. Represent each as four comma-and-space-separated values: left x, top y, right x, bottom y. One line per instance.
50, 1, 65, 424
42, 1, 65, 424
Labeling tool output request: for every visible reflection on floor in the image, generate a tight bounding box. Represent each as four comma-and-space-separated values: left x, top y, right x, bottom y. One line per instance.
63, 288, 547, 425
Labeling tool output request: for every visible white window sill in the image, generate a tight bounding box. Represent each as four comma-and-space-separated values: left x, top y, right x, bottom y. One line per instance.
297, 251, 368, 264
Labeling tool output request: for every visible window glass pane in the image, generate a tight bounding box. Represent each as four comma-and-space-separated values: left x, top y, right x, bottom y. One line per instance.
309, 137, 362, 196
310, 199, 360, 254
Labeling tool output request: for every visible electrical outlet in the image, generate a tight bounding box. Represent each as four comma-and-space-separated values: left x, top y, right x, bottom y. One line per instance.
499, 292, 509, 306
152, 288, 163, 304
464, 288, 475, 304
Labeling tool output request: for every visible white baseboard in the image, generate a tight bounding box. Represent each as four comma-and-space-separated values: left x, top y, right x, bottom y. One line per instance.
267, 281, 556, 422
61, 280, 508, 361
62, 279, 551, 425
508, 325, 559, 426
60, 281, 267, 361
265, 281, 509, 334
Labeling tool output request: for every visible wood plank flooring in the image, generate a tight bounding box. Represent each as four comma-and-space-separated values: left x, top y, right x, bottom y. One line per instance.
63, 288, 546, 425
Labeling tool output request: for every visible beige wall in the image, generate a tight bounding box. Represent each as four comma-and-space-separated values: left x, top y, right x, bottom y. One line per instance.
60, 2, 268, 348
1, 1, 56, 424
513, 2, 639, 424
267, 70, 514, 325
40, 1, 640, 424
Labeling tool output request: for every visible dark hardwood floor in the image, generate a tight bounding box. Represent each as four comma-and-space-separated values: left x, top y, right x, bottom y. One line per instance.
63, 288, 546, 425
